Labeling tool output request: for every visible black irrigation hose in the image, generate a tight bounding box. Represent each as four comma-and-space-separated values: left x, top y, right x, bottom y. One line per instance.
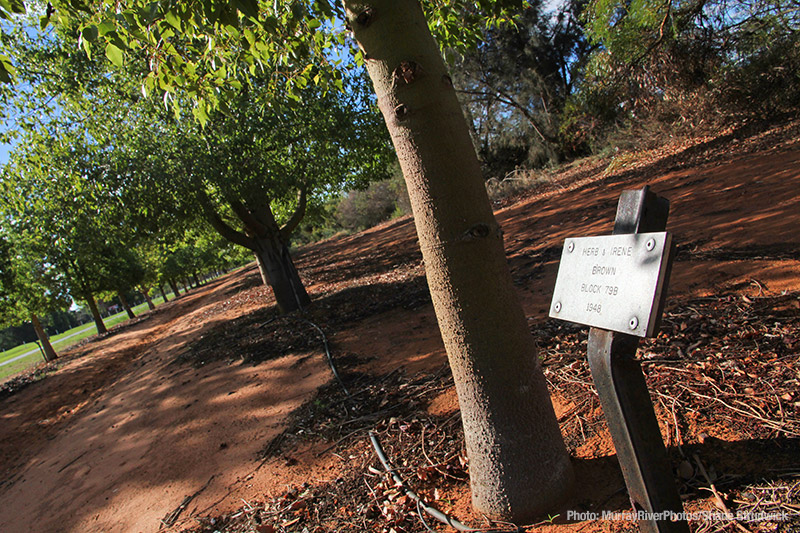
368, 431, 485, 533
260, 315, 350, 397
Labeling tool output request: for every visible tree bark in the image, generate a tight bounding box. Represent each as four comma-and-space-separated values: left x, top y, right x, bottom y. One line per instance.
84, 291, 108, 334
140, 286, 156, 310
168, 279, 180, 297
30, 313, 58, 362
159, 285, 169, 302
253, 234, 311, 314
118, 292, 136, 319
192, 272, 202, 287
204, 194, 310, 313
343, 0, 573, 521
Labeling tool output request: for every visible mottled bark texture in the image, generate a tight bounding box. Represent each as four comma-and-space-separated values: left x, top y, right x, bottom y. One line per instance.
343, 0, 574, 521
252, 234, 311, 313
141, 287, 156, 310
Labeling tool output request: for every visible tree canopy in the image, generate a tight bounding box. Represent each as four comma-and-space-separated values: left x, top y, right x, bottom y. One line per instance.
452, 0, 592, 174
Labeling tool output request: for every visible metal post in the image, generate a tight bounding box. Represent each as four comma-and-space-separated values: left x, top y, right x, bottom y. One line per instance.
586, 186, 688, 532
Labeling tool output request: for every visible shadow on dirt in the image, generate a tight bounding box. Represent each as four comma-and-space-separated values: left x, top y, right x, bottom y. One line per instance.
200, 351, 800, 531
177, 277, 432, 368
565, 436, 799, 522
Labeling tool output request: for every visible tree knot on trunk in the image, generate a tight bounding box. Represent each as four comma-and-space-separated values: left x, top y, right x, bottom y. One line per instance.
355, 7, 374, 27
393, 61, 422, 86
394, 104, 409, 120
460, 223, 499, 242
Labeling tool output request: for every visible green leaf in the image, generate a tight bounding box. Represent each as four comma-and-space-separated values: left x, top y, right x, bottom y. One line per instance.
0, 0, 24, 15
97, 20, 116, 36
106, 42, 124, 67
164, 10, 181, 30
244, 28, 255, 46
81, 36, 93, 60
0, 62, 11, 84
82, 25, 99, 42
192, 102, 209, 126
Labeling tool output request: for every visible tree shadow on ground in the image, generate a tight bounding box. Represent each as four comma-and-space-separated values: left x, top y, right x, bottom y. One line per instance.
208, 353, 800, 531
562, 437, 799, 524
177, 277, 432, 369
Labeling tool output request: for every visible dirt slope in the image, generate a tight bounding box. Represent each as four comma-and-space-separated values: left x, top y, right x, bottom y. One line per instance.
0, 120, 798, 533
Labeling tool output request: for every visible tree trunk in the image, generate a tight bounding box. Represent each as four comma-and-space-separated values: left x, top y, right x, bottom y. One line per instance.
203, 193, 310, 314
344, 0, 573, 521
84, 292, 108, 334
168, 279, 180, 297
193, 272, 202, 287
118, 292, 136, 319
253, 235, 310, 314
140, 286, 156, 310
30, 313, 58, 362
159, 285, 169, 302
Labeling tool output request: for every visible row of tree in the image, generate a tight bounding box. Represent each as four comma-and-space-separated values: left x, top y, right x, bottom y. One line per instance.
0, 3, 395, 360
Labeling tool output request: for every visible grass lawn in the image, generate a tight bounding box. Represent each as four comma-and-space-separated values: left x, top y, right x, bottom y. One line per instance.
0, 293, 175, 382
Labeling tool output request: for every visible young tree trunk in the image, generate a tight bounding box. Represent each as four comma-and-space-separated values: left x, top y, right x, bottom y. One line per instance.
140, 286, 156, 310
253, 235, 311, 314
118, 292, 136, 319
84, 292, 108, 334
168, 279, 180, 297
344, 0, 573, 521
30, 313, 58, 362
159, 285, 169, 302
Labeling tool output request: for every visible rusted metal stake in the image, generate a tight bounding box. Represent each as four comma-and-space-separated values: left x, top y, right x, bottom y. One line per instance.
587, 187, 688, 532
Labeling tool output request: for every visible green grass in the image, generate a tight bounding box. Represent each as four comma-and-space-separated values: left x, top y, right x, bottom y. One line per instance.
0, 292, 176, 383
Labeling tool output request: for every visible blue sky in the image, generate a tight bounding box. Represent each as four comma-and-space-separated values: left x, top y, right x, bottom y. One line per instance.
0, 142, 11, 166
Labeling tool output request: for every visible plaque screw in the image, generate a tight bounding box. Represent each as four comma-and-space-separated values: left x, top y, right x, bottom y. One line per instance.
567, 242, 575, 253
554, 302, 562, 313
646, 238, 656, 251
629, 317, 639, 330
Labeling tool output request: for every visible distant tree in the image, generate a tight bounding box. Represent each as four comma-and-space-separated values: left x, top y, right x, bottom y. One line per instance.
0, 229, 70, 361
452, 0, 592, 174
569, 0, 800, 148
335, 178, 404, 232
1, 126, 140, 335
112, 76, 392, 313
97, 246, 146, 319
2, 11, 393, 314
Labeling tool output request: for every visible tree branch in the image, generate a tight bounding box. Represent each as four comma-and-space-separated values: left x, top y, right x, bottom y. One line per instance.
197, 190, 255, 250
229, 197, 272, 238
456, 87, 554, 143
280, 185, 308, 240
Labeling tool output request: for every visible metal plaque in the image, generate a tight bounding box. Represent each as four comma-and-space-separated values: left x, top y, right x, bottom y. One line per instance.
549, 232, 672, 337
